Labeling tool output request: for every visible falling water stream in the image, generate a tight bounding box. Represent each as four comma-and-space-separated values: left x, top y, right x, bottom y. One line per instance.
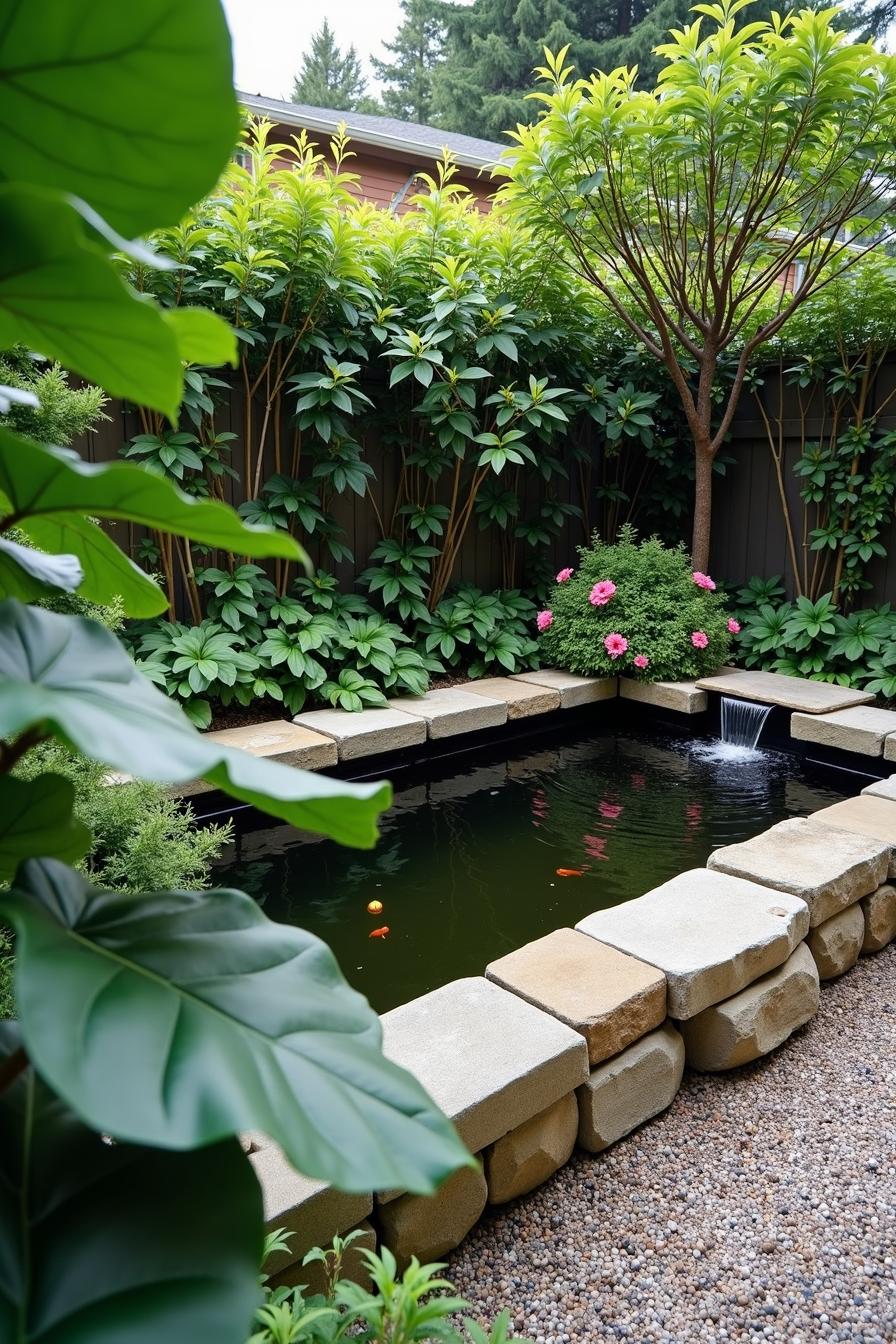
720, 695, 773, 750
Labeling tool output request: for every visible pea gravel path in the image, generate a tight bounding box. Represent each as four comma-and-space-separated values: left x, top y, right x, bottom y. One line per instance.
448, 946, 896, 1344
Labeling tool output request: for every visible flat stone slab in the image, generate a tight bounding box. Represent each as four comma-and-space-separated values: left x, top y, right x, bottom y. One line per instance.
177, 720, 338, 797
462, 676, 560, 718
679, 943, 820, 1072
808, 795, 896, 878
486, 927, 666, 1066
861, 884, 896, 952
250, 1145, 372, 1274
379, 977, 588, 1200
388, 687, 506, 738
791, 706, 896, 756
619, 678, 708, 714
576, 1023, 685, 1153
576, 869, 809, 1020
292, 706, 425, 760
511, 669, 617, 708
807, 905, 865, 980
695, 669, 873, 713
707, 817, 888, 927
863, 774, 896, 801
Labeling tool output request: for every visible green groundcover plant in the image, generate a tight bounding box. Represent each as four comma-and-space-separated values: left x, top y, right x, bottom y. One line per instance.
537, 528, 733, 680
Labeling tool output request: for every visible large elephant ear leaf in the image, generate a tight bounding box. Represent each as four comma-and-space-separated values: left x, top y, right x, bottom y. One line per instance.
0, 600, 388, 848
2, 861, 472, 1195
0, 1023, 262, 1344
0, 776, 91, 881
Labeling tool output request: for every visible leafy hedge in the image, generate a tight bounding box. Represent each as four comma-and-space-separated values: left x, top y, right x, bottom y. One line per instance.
538, 529, 733, 680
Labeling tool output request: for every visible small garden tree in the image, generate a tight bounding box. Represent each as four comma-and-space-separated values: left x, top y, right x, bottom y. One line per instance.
499, 0, 896, 569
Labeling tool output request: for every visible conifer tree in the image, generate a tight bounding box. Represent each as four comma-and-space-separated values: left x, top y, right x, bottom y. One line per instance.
372, 0, 446, 124
292, 18, 372, 112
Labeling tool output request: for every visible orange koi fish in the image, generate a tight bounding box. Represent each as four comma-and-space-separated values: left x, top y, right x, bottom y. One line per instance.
369, 926, 390, 939
555, 867, 584, 878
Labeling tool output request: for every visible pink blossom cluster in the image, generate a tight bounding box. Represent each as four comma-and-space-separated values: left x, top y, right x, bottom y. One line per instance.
727, 618, 741, 634
603, 632, 628, 658
556, 567, 574, 583
692, 571, 716, 591
691, 630, 709, 649
589, 579, 616, 607
536, 609, 553, 632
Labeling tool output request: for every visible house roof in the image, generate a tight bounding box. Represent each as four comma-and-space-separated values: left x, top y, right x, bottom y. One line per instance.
238, 92, 507, 170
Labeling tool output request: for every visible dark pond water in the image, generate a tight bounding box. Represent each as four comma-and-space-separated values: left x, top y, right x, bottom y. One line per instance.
215, 723, 853, 1013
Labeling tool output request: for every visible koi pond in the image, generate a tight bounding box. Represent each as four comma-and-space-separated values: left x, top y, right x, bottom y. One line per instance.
215, 720, 854, 1013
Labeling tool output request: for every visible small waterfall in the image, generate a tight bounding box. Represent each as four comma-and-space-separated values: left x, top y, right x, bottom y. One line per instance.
720, 696, 772, 750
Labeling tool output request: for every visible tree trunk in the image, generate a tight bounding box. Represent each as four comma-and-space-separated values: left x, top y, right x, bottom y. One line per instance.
691, 444, 714, 572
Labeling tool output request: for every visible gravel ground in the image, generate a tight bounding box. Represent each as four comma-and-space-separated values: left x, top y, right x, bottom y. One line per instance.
448, 945, 896, 1344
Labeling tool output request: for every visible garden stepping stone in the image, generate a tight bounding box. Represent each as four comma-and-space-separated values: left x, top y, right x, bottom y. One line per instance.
249, 1144, 372, 1276
388, 686, 507, 738
695, 668, 873, 712
178, 721, 337, 796
576, 869, 809, 1019
484, 1092, 578, 1205
377, 1164, 488, 1271
291, 705, 426, 759
510, 669, 617, 708
861, 883, 896, 953
619, 677, 708, 714
576, 1023, 685, 1153
678, 943, 820, 1072
807, 905, 865, 980
462, 675, 561, 718
808, 795, 896, 877
379, 976, 589, 1200
486, 927, 667, 1065
790, 706, 896, 756
706, 817, 888, 927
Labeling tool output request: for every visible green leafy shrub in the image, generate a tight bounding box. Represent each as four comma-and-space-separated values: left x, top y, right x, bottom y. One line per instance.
425, 587, 540, 678
538, 529, 732, 680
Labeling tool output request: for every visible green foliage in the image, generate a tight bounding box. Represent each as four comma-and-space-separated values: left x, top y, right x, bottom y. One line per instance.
0, 350, 108, 444
292, 19, 376, 112
539, 529, 732, 679
372, 0, 446, 124
425, 587, 540, 677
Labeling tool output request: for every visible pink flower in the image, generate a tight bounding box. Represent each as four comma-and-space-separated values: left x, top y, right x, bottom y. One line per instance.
604, 632, 628, 658
589, 579, 617, 607
556, 567, 574, 583
692, 571, 716, 591
536, 609, 553, 633
633, 653, 650, 670
727, 617, 741, 634
691, 630, 709, 649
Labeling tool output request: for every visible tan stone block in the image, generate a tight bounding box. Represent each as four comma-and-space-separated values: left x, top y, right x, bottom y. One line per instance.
174, 720, 340, 797
292, 706, 426, 760
266, 1221, 376, 1294
707, 817, 888, 927
485, 1093, 578, 1205
250, 1145, 372, 1275
863, 773, 896, 801
861, 883, 896, 953
486, 927, 666, 1065
576, 1023, 685, 1153
389, 687, 506, 738
619, 678, 707, 714
695, 669, 873, 712
377, 1163, 487, 1270
462, 676, 561, 718
510, 669, 617, 708
791, 707, 896, 756
678, 943, 819, 1072
807, 905, 865, 980
808, 795, 896, 878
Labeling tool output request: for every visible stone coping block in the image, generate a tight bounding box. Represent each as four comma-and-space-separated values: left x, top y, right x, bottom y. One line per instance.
884, 737, 896, 764
576, 869, 809, 1020
707, 817, 888, 927
619, 678, 708, 714
510, 669, 617, 708
292, 706, 425, 760
388, 687, 507, 738
861, 884, 896, 953
863, 774, 896, 801
576, 1023, 685, 1153
486, 927, 666, 1066
379, 977, 588, 1201
250, 1145, 372, 1275
177, 720, 338, 797
807, 905, 864, 981
808, 795, 896, 878
791, 706, 896, 756
679, 943, 820, 1072
695, 669, 873, 713
462, 675, 561, 718
485, 1092, 578, 1205
376, 1164, 487, 1271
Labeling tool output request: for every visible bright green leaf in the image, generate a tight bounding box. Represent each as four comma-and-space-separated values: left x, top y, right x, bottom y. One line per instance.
23, 513, 166, 617
163, 307, 238, 368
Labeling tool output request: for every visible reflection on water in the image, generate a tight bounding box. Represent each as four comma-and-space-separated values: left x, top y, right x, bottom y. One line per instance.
215, 724, 852, 1013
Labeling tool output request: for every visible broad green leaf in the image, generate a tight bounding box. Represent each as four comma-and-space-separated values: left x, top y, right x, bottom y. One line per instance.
0, 186, 182, 418
5, 861, 472, 1194
0, 776, 90, 880
0, 430, 306, 565
163, 307, 238, 367
0, 535, 82, 602
0, 601, 389, 848
0, 1023, 262, 1344
0, 0, 239, 237
23, 513, 166, 618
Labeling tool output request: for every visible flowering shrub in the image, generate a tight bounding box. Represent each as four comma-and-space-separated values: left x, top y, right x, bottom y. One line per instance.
536, 528, 733, 680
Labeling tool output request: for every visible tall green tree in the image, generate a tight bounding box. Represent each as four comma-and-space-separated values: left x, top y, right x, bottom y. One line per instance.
500, 0, 896, 569
372, 0, 447, 124
292, 18, 372, 111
